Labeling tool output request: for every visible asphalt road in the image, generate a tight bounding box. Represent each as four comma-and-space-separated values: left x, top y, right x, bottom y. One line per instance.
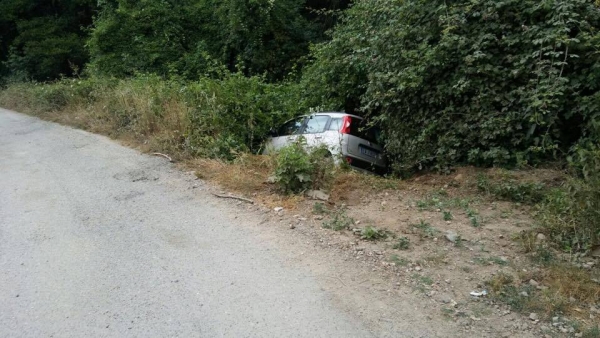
0, 109, 373, 337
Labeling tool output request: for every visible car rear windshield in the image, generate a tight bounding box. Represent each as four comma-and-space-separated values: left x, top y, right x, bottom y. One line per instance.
350, 120, 381, 145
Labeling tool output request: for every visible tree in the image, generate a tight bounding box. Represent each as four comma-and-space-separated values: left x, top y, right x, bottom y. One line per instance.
0, 0, 96, 81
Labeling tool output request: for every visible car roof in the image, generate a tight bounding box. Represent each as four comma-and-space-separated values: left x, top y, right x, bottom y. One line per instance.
310, 112, 363, 119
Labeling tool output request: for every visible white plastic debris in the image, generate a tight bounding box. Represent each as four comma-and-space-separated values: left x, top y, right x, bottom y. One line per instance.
469, 290, 488, 297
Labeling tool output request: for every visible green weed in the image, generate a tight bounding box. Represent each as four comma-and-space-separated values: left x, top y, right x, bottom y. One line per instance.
443, 211, 453, 221
388, 254, 409, 266
412, 220, 439, 238
361, 226, 389, 241
392, 237, 411, 250
322, 208, 354, 231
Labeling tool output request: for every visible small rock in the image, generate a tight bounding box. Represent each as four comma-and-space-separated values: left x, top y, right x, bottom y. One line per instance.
499, 256, 509, 263
552, 316, 560, 323
306, 190, 330, 201
274, 207, 284, 212
289, 224, 295, 229
445, 230, 459, 243
540, 325, 550, 332
529, 279, 539, 287
536, 233, 546, 241
529, 313, 539, 321
313, 215, 323, 220
519, 291, 529, 297
575, 333, 583, 338
415, 266, 422, 271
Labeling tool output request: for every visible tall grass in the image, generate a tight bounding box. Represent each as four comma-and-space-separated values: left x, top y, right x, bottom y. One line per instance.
0, 74, 305, 160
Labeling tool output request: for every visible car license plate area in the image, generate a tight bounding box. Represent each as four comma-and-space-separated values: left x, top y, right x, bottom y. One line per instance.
359, 146, 378, 158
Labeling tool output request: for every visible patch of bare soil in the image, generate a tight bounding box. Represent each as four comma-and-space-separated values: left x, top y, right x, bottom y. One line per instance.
186, 164, 599, 338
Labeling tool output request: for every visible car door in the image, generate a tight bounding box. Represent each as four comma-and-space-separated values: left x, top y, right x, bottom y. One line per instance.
265, 116, 306, 153
302, 114, 331, 150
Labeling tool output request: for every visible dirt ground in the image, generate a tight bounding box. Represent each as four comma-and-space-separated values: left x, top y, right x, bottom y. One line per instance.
191, 163, 599, 338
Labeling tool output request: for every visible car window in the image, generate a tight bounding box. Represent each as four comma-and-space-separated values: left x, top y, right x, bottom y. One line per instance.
303, 115, 330, 134
277, 117, 305, 136
350, 120, 382, 145
328, 118, 342, 131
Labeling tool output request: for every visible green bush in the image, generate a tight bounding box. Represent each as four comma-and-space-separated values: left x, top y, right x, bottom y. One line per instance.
183, 73, 305, 159
539, 146, 600, 253
272, 138, 339, 194
273, 140, 315, 194
304, 0, 600, 173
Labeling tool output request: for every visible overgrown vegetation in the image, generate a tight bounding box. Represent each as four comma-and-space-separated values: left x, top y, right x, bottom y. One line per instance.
538, 148, 600, 253
477, 172, 549, 204
274, 141, 337, 194
305, 0, 600, 173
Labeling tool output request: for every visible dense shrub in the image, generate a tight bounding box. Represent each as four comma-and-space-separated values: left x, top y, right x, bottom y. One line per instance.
304, 0, 600, 173
183, 73, 305, 159
274, 141, 315, 194
273, 139, 337, 194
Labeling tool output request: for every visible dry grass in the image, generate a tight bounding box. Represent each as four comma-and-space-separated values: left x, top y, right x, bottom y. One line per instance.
488, 264, 600, 327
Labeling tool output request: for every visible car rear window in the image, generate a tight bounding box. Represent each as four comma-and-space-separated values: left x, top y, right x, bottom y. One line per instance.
350, 120, 381, 145
328, 118, 342, 131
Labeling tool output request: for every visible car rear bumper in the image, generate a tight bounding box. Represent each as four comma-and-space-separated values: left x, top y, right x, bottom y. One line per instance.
345, 155, 387, 175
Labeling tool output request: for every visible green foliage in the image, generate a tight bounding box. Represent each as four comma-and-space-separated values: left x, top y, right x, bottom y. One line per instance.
322, 208, 354, 231
312, 202, 327, 215
87, 0, 325, 80
477, 173, 548, 204
184, 73, 305, 159
360, 226, 388, 241
442, 211, 453, 221
273, 139, 314, 194
538, 147, 600, 252
272, 138, 338, 194
304, 0, 600, 172
0, 0, 95, 81
388, 254, 409, 266
393, 237, 411, 250
412, 220, 439, 238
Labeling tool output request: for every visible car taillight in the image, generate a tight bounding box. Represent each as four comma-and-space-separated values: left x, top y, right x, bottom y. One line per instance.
340, 116, 352, 134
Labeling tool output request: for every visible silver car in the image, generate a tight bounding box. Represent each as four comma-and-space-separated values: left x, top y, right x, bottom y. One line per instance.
263, 112, 387, 174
